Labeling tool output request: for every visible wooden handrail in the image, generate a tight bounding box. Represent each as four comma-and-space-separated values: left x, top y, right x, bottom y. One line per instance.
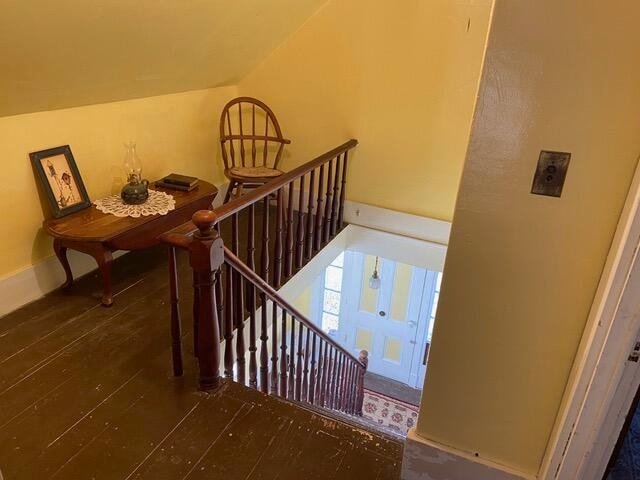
215, 139, 357, 223
223, 246, 366, 369
159, 139, 358, 249
165, 139, 365, 415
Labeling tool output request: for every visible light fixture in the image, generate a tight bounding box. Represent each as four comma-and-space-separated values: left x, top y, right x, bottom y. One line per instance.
369, 256, 381, 290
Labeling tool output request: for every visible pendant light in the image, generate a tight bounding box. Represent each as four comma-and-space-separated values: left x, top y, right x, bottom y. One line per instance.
369, 256, 381, 290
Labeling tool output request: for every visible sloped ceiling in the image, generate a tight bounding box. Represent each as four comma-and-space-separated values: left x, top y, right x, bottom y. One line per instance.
0, 0, 326, 117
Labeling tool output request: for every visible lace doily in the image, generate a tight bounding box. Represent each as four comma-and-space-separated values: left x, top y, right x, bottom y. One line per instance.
94, 190, 176, 218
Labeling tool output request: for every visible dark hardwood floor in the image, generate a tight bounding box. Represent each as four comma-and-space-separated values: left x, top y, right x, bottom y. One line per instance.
0, 245, 402, 479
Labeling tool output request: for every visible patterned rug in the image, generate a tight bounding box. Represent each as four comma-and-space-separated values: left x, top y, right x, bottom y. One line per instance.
608, 401, 640, 480
361, 389, 419, 436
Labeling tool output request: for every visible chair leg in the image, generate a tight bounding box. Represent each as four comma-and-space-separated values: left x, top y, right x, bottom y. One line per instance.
224, 180, 236, 204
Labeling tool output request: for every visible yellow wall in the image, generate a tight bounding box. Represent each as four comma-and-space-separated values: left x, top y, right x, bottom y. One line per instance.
240, 0, 492, 221
418, 0, 640, 475
0, 86, 236, 279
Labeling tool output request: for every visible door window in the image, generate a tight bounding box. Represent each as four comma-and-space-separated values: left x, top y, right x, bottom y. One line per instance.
320, 252, 345, 334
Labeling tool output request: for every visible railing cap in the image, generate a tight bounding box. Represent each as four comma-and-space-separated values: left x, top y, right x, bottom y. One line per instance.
193, 210, 218, 238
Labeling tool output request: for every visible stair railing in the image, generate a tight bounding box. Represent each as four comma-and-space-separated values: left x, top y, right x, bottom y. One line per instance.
160, 140, 367, 414
224, 242, 367, 414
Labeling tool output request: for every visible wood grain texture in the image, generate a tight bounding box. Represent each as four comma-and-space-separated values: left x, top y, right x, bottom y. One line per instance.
0, 247, 402, 479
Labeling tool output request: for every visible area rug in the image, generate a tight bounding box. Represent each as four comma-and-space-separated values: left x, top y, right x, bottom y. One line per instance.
361, 389, 419, 436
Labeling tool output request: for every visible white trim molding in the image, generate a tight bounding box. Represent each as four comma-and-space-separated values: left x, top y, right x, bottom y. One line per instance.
343, 201, 451, 246
540, 158, 640, 479
0, 249, 127, 317
402, 429, 532, 480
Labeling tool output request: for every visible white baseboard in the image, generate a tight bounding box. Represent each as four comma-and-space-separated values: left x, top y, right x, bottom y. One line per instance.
0, 249, 128, 318
402, 429, 533, 480
343, 201, 451, 245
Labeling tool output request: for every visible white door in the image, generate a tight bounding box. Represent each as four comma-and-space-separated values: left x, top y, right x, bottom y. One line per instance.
339, 251, 428, 384
407, 270, 442, 389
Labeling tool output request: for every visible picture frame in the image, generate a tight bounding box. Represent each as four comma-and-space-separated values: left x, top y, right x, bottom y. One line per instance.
30, 145, 91, 218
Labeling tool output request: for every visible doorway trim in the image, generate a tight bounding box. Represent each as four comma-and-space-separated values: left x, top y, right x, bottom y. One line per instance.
540, 158, 640, 479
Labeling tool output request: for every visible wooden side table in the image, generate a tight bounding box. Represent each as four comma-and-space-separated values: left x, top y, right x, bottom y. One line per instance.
44, 181, 218, 306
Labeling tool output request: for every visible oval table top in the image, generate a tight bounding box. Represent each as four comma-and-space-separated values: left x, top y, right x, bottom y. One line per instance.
44, 180, 218, 243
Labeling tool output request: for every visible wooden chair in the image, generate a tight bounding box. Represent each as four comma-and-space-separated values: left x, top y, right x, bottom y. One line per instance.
220, 97, 291, 203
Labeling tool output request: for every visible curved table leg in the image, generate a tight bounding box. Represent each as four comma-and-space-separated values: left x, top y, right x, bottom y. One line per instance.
53, 239, 74, 289
91, 248, 114, 307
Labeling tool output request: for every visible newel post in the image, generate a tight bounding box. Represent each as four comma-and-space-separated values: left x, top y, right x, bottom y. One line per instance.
356, 349, 369, 416
189, 210, 225, 391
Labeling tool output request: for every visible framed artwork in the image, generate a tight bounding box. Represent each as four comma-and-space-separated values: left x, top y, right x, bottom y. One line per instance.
30, 145, 91, 218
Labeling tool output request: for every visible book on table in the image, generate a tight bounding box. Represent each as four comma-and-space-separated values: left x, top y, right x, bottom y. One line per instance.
162, 173, 199, 188
155, 180, 198, 192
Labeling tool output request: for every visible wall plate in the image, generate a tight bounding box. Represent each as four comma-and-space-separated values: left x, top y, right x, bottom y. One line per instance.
531, 150, 571, 198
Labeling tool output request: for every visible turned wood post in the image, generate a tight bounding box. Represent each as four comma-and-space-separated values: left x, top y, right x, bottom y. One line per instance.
189, 210, 225, 391
356, 350, 369, 416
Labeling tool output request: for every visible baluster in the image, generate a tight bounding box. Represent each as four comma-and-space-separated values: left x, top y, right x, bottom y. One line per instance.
338, 355, 347, 412
324, 346, 332, 408
235, 274, 246, 385
288, 318, 296, 399
314, 164, 325, 251
261, 196, 271, 393
274, 189, 284, 289
302, 328, 310, 402
261, 197, 270, 281
356, 350, 369, 415
280, 310, 288, 398
309, 332, 317, 404
270, 301, 279, 395
315, 339, 324, 405
330, 154, 342, 237
342, 358, 350, 412
247, 204, 256, 271
295, 323, 304, 401
168, 246, 183, 376
333, 353, 342, 411
330, 349, 339, 408
284, 182, 295, 277
335, 355, 344, 411
305, 169, 316, 260
258, 293, 268, 392
232, 212, 239, 256
223, 263, 234, 378
323, 346, 333, 408
319, 342, 329, 407
247, 205, 257, 388
323, 158, 334, 245
295, 175, 306, 269
338, 151, 349, 230
347, 364, 356, 414
190, 211, 224, 390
